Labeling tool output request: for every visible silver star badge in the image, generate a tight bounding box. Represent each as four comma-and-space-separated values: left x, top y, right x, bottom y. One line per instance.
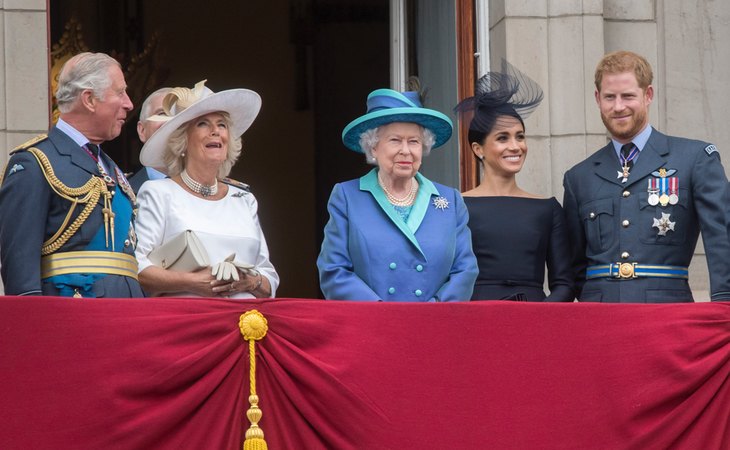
652, 212, 676, 236
432, 196, 449, 210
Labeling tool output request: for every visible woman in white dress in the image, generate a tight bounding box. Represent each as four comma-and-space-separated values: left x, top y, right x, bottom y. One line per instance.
134, 81, 279, 298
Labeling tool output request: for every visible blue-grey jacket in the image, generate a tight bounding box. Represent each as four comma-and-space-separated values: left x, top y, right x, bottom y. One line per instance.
0, 127, 143, 297
318, 169, 478, 301
563, 128, 730, 302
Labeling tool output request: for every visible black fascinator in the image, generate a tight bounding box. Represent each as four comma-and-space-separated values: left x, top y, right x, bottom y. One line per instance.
454, 59, 543, 137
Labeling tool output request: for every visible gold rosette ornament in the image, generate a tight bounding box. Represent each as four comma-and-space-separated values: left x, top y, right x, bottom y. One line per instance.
239, 310, 269, 450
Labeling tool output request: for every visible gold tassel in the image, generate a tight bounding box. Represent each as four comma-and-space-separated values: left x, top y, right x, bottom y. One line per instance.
102, 191, 115, 251
239, 310, 269, 450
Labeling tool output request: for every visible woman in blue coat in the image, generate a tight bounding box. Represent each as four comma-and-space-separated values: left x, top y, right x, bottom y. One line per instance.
317, 88, 478, 301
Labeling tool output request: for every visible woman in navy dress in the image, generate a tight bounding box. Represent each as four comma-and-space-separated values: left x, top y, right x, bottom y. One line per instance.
455, 61, 574, 302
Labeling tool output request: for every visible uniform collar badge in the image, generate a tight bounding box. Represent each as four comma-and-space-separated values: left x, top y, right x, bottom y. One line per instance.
651, 168, 677, 178
8, 163, 24, 175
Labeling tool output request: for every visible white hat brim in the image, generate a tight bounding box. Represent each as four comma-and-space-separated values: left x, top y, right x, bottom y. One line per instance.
140, 88, 262, 174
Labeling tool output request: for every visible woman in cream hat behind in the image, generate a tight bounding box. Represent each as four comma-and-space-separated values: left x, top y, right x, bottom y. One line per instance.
134, 80, 279, 298
317, 86, 478, 301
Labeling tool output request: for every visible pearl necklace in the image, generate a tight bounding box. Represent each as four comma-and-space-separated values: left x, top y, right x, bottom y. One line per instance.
181, 169, 218, 197
378, 172, 418, 206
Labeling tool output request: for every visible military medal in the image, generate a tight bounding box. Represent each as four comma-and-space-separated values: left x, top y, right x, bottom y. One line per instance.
618, 145, 639, 183
96, 161, 115, 187
128, 224, 137, 249
652, 212, 676, 236
668, 177, 679, 205
659, 176, 669, 206
116, 167, 137, 205
647, 179, 659, 206
84, 144, 115, 187
618, 166, 630, 183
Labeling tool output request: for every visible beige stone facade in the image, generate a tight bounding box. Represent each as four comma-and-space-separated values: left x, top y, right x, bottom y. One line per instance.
0, 1, 727, 299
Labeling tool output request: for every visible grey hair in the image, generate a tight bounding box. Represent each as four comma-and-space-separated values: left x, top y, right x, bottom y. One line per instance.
139, 87, 173, 121
359, 125, 436, 165
163, 112, 243, 178
55, 52, 122, 113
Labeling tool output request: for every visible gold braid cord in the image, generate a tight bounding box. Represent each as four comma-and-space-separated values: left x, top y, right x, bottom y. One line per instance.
239, 310, 269, 450
27, 148, 109, 255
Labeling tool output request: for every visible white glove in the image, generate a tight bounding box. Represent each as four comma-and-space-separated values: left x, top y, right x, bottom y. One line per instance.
211, 254, 239, 281
231, 260, 255, 275
211, 254, 257, 281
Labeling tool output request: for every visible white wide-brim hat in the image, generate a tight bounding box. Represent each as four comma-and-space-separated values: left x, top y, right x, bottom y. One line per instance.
140, 80, 262, 174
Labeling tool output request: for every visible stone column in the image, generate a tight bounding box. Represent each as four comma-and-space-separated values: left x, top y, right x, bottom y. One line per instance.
0, 1, 49, 295
1, 0, 49, 168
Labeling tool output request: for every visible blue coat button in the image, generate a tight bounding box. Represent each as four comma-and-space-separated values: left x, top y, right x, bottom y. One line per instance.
388, 287, 396, 294
416, 264, 423, 272
415, 289, 423, 296
389, 262, 397, 270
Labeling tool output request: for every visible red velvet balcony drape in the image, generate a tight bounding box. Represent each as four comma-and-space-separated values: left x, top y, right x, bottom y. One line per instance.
0, 297, 728, 449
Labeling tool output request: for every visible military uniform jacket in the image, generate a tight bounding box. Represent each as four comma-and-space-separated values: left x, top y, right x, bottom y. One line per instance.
0, 126, 143, 297
562, 128, 730, 302
317, 169, 478, 302
128, 167, 150, 194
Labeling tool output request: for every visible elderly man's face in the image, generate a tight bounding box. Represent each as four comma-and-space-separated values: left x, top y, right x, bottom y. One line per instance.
92, 65, 133, 143
137, 93, 166, 143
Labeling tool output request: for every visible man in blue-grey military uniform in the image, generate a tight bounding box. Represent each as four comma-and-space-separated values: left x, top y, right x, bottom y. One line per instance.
563, 50, 730, 302
0, 52, 144, 297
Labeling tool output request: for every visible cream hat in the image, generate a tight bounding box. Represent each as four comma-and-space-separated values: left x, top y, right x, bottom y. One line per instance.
140, 80, 262, 174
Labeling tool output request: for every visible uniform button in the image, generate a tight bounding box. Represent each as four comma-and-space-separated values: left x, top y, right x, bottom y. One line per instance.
622, 190, 630, 198
124, 239, 131, 247
622, 219, 630, 227
388, 287, 396, 294
621, 252, 630, 259
589, 212, 596, 219
416, 264, 423, 272
389, 262, 397, 270
415, 289, 423, 297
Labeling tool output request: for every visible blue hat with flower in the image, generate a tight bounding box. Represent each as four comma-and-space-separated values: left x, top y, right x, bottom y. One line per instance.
341, 88, 453, 153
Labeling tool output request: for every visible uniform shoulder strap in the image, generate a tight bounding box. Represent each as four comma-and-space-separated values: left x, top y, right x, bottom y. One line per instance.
10, 133, 48, 155
221, 177, 251, 192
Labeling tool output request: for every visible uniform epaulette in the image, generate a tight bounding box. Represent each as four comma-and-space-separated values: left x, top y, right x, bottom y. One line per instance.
10, 134, 48, 155
704, 144, 718, 156
221, 177, 251, 192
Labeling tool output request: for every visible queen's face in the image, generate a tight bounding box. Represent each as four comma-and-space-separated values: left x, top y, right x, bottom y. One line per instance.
474, 115, 527, 177
372, 122, 423, 182
184, 112, 229, 170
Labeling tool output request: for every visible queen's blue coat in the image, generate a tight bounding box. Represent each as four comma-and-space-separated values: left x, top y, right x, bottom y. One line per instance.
318, 169, 478, 301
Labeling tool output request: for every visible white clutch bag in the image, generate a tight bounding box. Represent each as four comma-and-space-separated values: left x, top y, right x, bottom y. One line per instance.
148, 230, 211, 272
